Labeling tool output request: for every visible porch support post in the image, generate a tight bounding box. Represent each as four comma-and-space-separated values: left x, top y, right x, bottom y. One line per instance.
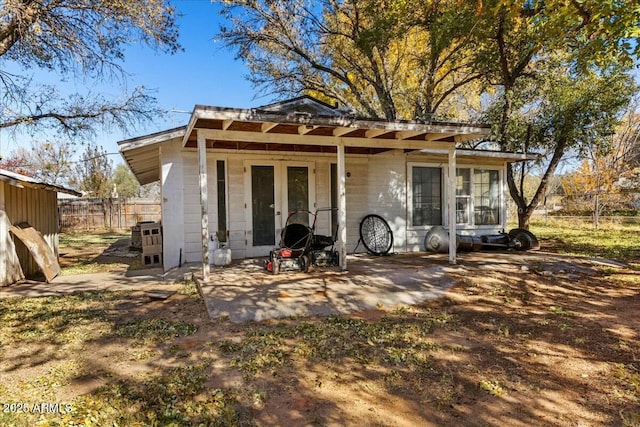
337, 140, 348, 270
198, 130, 210, 278
448, 147, 457, 265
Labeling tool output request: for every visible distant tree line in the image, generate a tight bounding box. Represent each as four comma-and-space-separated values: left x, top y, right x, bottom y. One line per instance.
0, 140, 159, 200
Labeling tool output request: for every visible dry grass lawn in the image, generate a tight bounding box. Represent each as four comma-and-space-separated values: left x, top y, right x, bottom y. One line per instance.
0, 221, 638, 426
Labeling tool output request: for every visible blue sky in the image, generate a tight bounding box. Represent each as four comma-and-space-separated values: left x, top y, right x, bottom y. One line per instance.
0, 1, 263, 165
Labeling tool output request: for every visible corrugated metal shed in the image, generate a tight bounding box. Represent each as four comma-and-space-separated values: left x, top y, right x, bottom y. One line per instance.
0, 169, 80, 286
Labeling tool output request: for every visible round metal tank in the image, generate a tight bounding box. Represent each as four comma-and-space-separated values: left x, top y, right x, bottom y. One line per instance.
457, 235, 483, 251
424, 226, 454, 253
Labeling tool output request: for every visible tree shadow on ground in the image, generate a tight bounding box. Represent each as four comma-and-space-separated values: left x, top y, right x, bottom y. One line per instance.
1, 252, 638, 426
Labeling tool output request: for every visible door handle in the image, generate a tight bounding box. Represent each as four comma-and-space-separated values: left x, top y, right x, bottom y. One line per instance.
276, 211, 281, 215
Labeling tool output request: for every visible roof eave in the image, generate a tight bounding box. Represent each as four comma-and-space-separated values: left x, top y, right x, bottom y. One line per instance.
0, 172, 81, 196
187, 106, 489, 134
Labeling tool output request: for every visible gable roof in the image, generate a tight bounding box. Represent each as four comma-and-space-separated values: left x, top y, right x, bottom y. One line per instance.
0, 169, 81, 196
118, 126, 186, 185
257, 95, 345, 116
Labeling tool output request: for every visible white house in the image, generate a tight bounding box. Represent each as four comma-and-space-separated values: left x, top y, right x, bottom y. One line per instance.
119, 96, 533, 273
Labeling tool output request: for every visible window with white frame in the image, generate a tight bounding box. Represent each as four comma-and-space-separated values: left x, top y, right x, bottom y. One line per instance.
456, 168, 471, 224
411, 166, 442, 226
474, 169, 500, 225
410, 165, 501, 227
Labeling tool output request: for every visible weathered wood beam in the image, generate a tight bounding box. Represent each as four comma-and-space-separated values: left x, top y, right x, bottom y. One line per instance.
198, 129, 454, 151
426, 132, 457, 141
298, 125, 314, 135
396, 131, 424, 140
261, 122, 278, 133
222, 120, 233, 131
333, 127, 354, 137
365, 129, 388, 138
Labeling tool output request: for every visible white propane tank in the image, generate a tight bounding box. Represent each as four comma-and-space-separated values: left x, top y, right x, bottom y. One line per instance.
213, 244, 232, 266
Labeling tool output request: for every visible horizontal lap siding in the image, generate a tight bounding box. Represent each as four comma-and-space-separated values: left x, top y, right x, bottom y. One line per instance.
367, 152, 407, 252
165, 147, 511, 264
345, 159, 368, 253
182, 152, 202, 263
226, 157, 246, 259
160, 140, 185, 269
175, 150, 516, 260
314, 160, 332, 237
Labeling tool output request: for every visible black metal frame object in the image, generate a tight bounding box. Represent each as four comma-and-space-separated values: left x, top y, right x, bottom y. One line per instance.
359, 214, 394, 255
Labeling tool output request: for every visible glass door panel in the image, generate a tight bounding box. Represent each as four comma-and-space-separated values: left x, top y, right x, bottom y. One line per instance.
286, 166, 309, 225
251, 165, 275, 246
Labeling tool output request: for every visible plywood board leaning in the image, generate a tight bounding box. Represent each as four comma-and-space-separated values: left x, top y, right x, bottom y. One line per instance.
9, 222, 61, 283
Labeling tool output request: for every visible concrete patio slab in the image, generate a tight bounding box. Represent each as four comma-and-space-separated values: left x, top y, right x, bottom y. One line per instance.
197, 250, 623, 323
197, 254, 462, 323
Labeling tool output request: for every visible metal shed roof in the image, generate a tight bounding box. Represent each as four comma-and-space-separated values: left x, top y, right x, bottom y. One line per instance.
0, 169, 81, 196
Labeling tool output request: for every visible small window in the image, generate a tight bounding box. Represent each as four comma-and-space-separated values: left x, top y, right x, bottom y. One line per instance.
412, 167, 442, 226
456, 168, 471, 224
474, 169, 500, 225
330, 163, 338, 237
216, 160, 227, 241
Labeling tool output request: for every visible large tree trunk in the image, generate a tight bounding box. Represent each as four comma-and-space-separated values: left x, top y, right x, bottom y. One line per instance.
507, 136, 569, 229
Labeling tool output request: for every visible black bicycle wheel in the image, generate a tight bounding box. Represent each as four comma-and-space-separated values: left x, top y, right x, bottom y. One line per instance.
359, 214, 393, 255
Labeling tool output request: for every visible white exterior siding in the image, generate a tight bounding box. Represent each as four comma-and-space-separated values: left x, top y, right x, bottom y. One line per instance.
227, 157, 246, 259
367, 150, 407, 252
345, 158, 369, 253
160, 146, 511, 268
313, 159, 332, 237
160, 139, 186, 269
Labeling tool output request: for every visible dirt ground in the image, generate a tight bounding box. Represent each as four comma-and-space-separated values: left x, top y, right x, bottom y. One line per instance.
2, 238, 639, 426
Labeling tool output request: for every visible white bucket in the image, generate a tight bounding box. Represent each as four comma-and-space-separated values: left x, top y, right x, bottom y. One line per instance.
213, 247, 232, 266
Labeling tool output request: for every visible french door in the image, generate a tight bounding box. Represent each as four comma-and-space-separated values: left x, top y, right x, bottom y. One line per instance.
244, 161, 315, 257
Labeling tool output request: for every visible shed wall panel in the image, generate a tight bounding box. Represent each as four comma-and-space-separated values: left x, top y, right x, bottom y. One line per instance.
0, 183, 24, 286
1, 183, 59, 279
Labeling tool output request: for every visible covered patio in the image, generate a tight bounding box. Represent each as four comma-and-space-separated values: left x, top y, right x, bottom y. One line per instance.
181, 98, 490, 275
199, 253, 457, 322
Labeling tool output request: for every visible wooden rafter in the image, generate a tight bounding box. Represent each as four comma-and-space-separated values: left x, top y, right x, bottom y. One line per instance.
261, 122, 278, 133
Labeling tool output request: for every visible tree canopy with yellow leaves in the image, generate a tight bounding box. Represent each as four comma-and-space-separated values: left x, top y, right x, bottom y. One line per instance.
217, 0, 640, 228
217, 0, 483, 121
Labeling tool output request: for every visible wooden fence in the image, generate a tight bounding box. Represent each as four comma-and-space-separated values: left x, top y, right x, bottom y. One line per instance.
58, 198, 161, 231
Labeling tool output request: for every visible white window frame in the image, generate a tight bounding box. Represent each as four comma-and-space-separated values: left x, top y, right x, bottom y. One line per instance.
471, 167, 503, 228
408, 163, 504, 230
407, 162, 445, 230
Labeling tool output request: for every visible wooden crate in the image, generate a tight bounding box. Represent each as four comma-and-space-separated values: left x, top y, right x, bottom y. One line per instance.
140, 222, 162, 248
